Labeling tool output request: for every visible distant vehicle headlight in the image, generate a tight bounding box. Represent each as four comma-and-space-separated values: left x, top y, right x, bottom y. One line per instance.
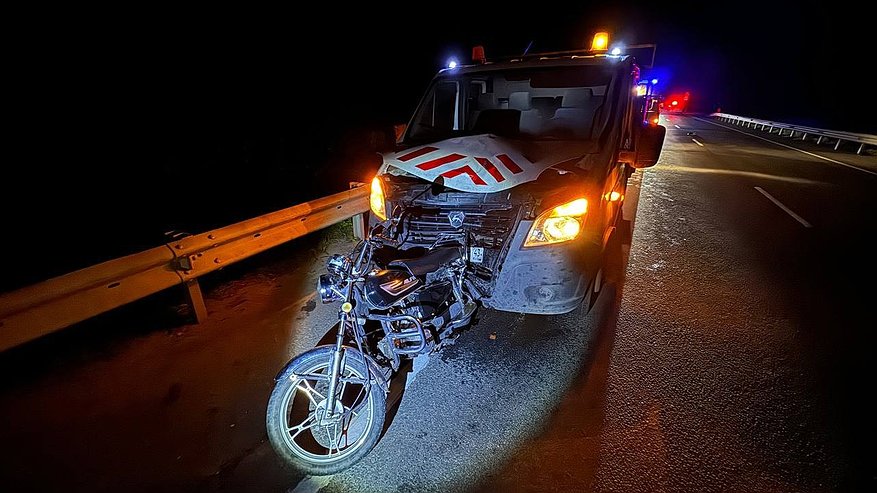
370, 176, 387, 220
524, 198, 588, 247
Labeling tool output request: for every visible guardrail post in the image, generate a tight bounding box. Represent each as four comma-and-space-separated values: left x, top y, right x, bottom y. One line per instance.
816, 136, 824, 144
185, 279, 208, 323
349, 182, 368, 240
352, 213, 367, 240
857, 143, 866, 155
834, 139, 843, 151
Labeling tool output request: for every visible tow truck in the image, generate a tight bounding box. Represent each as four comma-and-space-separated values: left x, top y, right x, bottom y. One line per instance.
368, 33, 665, 314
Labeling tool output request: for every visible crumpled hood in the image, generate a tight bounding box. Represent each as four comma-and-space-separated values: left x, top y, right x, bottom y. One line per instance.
381, 135, 597, 192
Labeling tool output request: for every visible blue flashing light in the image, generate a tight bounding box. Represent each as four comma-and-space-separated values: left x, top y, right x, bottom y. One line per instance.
651, 78, 659, 85
447, 59, 458, 69
610, 47, 622, 56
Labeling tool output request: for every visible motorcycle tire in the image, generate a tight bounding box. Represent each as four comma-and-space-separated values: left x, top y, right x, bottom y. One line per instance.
266, 345, 386, 475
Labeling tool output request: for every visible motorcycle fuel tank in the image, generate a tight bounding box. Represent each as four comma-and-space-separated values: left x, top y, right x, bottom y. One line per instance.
364, 269, 422, 309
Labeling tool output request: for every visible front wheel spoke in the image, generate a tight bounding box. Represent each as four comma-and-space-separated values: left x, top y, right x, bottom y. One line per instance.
341, 416, 352, 448
343, 385, 368, 418
286, 413, 318, 439
337, 380, 348, 402
327, 422, 340, 455
295, 380, 325, 406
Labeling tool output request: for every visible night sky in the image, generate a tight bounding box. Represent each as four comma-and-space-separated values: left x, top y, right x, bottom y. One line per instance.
4, 1, 870, 289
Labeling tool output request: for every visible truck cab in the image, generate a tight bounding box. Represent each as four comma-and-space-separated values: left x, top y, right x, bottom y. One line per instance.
368, 39, 665, 314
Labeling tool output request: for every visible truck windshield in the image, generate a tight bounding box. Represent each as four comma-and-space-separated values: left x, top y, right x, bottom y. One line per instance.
406, 65, 615, 143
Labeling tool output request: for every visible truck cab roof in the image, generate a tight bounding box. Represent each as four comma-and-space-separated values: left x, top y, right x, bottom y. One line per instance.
378, 50, 641, 193
436, 53, 633, 76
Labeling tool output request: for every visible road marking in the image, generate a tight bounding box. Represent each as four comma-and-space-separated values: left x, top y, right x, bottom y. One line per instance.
754, 186, 813, 228
289, 475, 331, 493
695, 117, 877, 177
692, 138, 704, 147
674, 124, 681, 129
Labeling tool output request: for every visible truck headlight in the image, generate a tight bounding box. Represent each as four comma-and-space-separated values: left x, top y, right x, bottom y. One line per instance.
370, 176, 387, 220
524, 198, 588, 247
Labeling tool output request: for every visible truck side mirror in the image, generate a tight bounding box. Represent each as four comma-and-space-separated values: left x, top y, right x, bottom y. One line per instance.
632, 124, 666, 169
393, 124, 407, 143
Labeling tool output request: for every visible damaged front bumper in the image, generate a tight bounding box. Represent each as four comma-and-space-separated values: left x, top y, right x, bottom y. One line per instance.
482, 218, 598, 315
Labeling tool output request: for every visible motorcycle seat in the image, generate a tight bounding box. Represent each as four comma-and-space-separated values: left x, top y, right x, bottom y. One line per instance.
388, 246, 462, 278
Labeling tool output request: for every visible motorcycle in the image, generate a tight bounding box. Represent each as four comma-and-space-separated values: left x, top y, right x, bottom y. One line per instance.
266, 203, 480, 475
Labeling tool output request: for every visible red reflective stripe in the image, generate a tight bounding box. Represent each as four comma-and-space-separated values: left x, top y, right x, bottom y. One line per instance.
415, 153, 466, 171
440, 165, 487, 185
397, 146, 438, 162
474, 157, 505, 182
496, 154, 523, 174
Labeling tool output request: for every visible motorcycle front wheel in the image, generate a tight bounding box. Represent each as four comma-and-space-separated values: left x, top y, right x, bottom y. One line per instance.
266, 346, 386, 475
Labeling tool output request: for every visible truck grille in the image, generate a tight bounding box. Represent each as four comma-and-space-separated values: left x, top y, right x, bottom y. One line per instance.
403, 203, 519, 250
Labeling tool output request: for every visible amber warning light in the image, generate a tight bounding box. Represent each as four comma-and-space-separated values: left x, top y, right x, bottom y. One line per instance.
591, 32, 609, 52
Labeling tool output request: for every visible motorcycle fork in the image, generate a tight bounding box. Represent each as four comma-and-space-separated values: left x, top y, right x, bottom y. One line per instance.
322, 312, 348, 421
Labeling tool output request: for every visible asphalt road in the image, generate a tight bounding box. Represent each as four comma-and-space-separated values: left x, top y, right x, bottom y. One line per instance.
0, 115, 874, 492
586, 115, 875, 492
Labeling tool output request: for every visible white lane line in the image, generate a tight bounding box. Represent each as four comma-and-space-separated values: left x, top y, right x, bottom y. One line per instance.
674, 124, 681, 129
754, 186, 812, 228
692, 138, 704, 147
695, 116, 877, 177
289, 475, 331, 493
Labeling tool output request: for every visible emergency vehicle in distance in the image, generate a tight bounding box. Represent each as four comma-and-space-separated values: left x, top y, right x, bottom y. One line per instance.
368, 33, 665, 314
662, 91, 690, 113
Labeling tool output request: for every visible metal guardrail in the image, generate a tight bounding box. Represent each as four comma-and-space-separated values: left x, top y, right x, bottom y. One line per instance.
0, 184, 369, 352
711, 113, 876, 155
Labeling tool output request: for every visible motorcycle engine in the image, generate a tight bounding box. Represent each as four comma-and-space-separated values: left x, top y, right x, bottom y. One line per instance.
405, 280, 453, 323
